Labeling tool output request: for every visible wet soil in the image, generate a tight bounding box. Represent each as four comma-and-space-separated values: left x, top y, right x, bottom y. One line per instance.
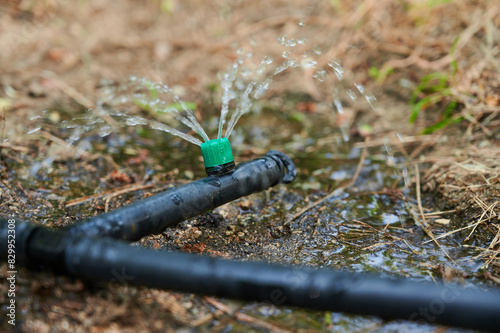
1, 1, 499, 332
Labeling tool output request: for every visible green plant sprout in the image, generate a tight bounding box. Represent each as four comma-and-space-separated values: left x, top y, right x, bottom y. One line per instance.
409, 37, 464, 134
369, 66, 395, 84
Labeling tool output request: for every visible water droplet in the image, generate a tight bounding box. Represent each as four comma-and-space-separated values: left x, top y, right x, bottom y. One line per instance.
402, 167, 410, 188
253, 80, 270, 99
240, 66, 252, 77
298, 20, 306, 27
354, 83, 365, 94
125, 116, 148, 126
301, 58, 317, 69
285, 38, 297, 47
68, 127, 83, 145
171, 194, 183, 205
287, 59, 299, 68
313, 69, 328, 82
277, 35, 287, 46
273, 62, 289, 75
257, 56, 273, 75
76, 140, 92, 155
330, 170, 349, 181
235, 77, 245, 90
297, 38, 307, 45
333, 98, 343, 114
312, 45, 322, 55
328, 59, 344, 80
340, 127, 350, 142
365, 94, 377, 110
207, 179, 222, 187
282, 51, 291, 59
221, 78, 232, 90
98, 125, 112, 137
347, 89, 357, 101
27, 127, 41, 134
382, 213, 400, 225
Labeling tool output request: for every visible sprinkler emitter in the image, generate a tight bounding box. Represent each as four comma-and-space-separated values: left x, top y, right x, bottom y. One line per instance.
200, 138, 235, 176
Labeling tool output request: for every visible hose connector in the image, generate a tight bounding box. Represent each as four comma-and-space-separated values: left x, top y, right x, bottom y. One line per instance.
201, 138, 235, 176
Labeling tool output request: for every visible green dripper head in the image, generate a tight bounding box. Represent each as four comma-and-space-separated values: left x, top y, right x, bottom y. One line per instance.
200, 138, 235, 176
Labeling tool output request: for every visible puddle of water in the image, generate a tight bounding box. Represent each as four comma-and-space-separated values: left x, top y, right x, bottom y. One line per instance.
158, 149, 490, 332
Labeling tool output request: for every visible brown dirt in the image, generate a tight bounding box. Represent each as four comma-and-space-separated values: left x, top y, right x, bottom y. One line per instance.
1, 0, 499, 332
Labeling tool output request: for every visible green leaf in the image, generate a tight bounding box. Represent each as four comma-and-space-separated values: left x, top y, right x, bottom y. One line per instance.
442, 101, 458, 118
450, 36, 460, 55
358, 123, 373, 135
207, 82, 219, 93
410, 94, 449, 123
369, 66, 394, 83
426, 0, 452, 7
369, 67, 380, 79
289, 111, 306, 122
410, 99, 428, 123
422, 115, 464, 134
161, 0, 174, 13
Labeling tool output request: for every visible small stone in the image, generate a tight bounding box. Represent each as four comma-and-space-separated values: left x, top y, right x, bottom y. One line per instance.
237, 200, 252, 210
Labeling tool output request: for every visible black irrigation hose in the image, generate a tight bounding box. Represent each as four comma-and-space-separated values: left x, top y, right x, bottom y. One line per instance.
1, 219, 500, 332
65, 150, 297, 241
1, 151, 500, 331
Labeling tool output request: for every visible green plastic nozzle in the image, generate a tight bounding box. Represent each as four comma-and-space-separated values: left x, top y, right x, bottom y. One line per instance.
201, 138, 235, 175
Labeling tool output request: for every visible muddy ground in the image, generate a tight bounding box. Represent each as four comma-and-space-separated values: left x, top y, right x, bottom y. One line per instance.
1, 1, 499, 332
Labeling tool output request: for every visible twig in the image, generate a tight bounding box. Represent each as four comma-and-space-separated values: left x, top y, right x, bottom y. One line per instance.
483, 224, 500, 268
415, 164, 455, 262
422, 214, 498, 245
423, 209, 457, 216
287, 136, 370, 223
464, 200, 497, 241
203, 297, 292, 333
40, 131, 118, 169
0, 143, 29, 152
351, 219, 383, 233
352, 134, 434, 149
65, 183, 154, 207
40, 71, 94, 109
484, 272, 500, 285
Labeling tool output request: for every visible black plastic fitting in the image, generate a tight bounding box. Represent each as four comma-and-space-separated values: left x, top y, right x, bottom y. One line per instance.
205, 161, 236, 177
